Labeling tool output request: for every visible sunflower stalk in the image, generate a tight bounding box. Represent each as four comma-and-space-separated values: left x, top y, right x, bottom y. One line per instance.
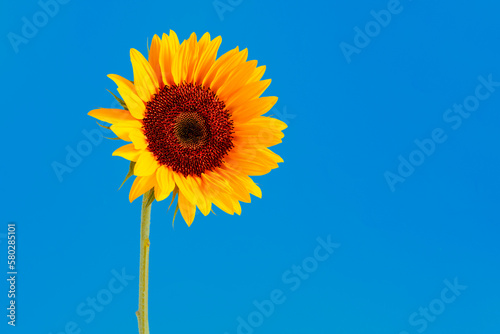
136, 189, 153, 334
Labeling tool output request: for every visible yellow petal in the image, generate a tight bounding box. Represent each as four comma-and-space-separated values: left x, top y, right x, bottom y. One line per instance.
170, 41, 186, 85
148, 34, 163, 88
192, 176, 212, 216
196, 32, 211, 55
178, 191, 196, 226
173, 172, 197, 204
242, 116, 288, 131
130, 48, 159, 102
129, 173, 157, 203
209, 48, 248, 94
233, 116, 287, 148
134, 150, 159, 176
204, 171, 233, 193
258, 148, 284, 164
167, 30, 180, 52
171, 33, 198, 85
227, 148, 281, 176
225, 79, 272, 111
201, 173, 234, 214
116, 87, 146, 119
108, 74, 135, 91
154, 185, 163, 203
112, 143, 142, 161
202, 46, 239, 88
88, 108, 135, 124
225, 152, 275, 176
184, 33, 200, 84
233, 132, 283, 149
230, 96, 278, 123
224, 165, 262, 198
110, 120, 143, 141
108, 74, 146, 119
155, 165, 175, 201
247, 65, 266, 84
212, 191, 236, 215
194, 36, 222, 84
129, 129, 148, 150
232, 198, 242, 215
160, 30, 181, 86
217, 168, 251, 203
217, 60, 258, 102
187, 175, 206, 206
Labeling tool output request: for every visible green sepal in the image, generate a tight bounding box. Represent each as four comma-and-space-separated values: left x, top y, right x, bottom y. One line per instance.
106, 89, 129, 111
168, 187, 179, 228
97, 121, 110, 130
168, 186, 179, 211
145, 189, 155, 208
104, 136, 121, 140
172, 204, 179, 228
119, 161, 136, 190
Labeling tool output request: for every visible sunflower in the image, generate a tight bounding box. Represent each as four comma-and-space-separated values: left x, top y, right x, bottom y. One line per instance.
89, 30, 286, 226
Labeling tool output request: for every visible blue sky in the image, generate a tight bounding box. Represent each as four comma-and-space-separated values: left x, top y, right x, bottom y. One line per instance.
1, 0, 500, 333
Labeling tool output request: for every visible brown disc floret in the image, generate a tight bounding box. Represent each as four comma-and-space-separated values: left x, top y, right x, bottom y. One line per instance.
143, 83, 234, 177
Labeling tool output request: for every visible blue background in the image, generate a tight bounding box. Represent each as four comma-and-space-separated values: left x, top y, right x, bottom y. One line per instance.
1, 0, 500, 333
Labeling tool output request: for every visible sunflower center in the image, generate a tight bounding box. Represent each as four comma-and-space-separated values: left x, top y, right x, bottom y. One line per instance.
174, 112, 207, 149
143, 83, 234, 177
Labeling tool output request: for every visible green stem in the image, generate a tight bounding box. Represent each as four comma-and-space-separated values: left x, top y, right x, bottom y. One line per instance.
136, 189, 153, 334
